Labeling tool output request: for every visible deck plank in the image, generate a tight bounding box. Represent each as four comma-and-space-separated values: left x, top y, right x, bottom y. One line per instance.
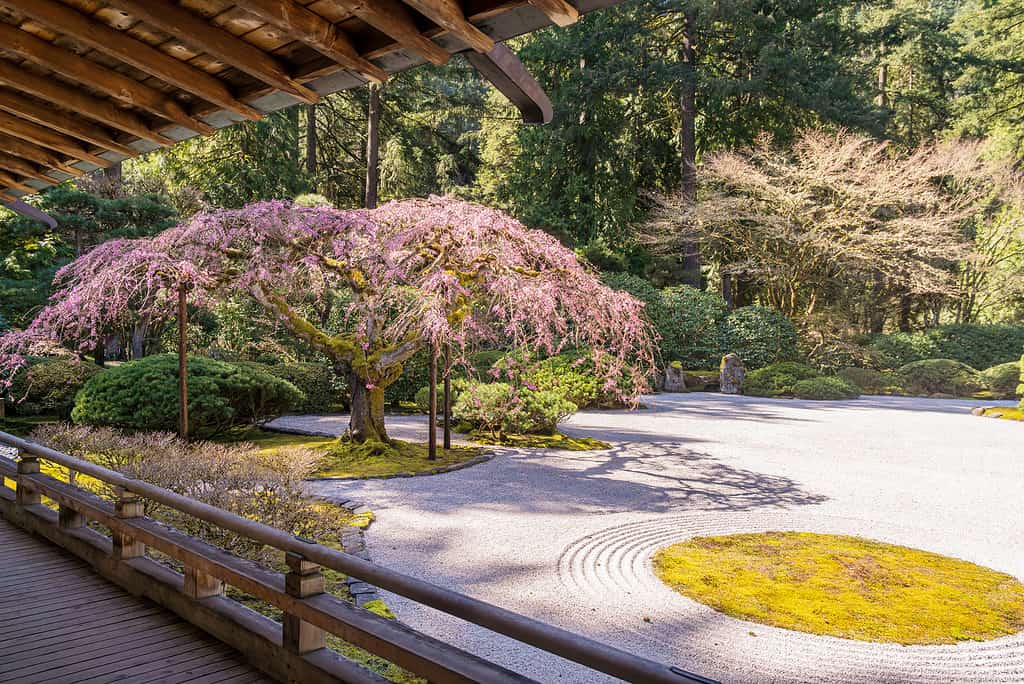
0, 519, 275, 684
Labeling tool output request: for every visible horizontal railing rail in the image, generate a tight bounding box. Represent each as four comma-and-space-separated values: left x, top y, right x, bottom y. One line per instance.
0, 429, 717, 684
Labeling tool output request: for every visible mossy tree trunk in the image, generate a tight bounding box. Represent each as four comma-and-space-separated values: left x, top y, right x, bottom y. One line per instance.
348, 369, 388, 443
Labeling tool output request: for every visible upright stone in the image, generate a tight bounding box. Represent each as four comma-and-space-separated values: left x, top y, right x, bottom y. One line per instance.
663, 363, 687, 393
720, 353, 745, 395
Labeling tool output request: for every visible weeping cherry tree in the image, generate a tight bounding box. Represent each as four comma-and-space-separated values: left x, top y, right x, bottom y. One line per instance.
1, 197, 656, 445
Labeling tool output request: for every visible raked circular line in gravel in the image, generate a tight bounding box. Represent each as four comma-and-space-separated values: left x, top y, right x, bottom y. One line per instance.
557, 509, 1024, 684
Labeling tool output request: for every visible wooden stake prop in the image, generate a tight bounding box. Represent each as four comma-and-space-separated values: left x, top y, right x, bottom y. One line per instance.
178, 285, 189, 442
443, 346, 452, 449
428, 346, 438, 460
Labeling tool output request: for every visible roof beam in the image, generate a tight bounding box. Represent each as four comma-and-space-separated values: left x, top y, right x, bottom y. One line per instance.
0, 191, 16, 203
331, 0, 451, 66
0, 23, 214, 135
0, 170, 35, 194
0, 153, 59, 185
232, 0, 387, 83
466, 44, 552, 124
0, 59, 172, 147
0, 89, 136, 157
400, 0, 494, 53
528, 0, 580, 26
3, 0, 263, 122
0, 133, 83, 175
0, 111, 109, 167
104, 0, 320, 104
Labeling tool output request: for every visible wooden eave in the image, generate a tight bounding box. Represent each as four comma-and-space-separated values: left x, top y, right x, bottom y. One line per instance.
0, 0, 613, 199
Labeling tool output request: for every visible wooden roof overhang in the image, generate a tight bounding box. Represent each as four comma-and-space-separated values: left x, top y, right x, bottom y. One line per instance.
0, 0, 616, 202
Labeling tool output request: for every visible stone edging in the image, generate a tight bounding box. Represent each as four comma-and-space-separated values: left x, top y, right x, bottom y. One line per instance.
306, 452, 495, 482
328, 496, 379, 608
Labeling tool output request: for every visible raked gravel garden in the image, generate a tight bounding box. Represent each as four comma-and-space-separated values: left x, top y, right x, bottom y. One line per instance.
268, 392, 1024, 684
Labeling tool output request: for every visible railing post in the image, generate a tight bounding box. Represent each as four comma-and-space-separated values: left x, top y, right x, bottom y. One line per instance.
58, 503, 84, 530
112, 486, 145, 560
184, 566, 224, 599
283, 551, 325, 654
15, 451, 40, 507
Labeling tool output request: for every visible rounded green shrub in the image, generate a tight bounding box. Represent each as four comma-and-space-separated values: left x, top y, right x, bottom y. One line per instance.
743, 362, 820, 397
259, 361, 346, 413
5, 357, 102, 418
452, 382, 576, 436
72, 354, 302, 438
870, 325, 1024, 370
414, 378, 468, 413
981, 362, 1022, 400
1019, 354, 1024, 409
526, 352, 629, 409
895, 359, 986, 397
720, 306, 799, 369
385, 350, 431, 405
791, 376, 860, 400
837, 367, 893, 395
656, 286, 728, 368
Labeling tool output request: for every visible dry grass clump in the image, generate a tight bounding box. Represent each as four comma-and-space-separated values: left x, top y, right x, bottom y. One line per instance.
31, 423, 350, 563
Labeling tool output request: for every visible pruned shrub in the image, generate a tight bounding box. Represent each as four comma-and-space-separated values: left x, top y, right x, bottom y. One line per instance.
792, 376, 860, 400
981, 362, 1022, 399
837, 367, 893, 395
1019, 354, 1024, 409
72, 354, 302, 438
414, 377, 468, 413
870, 325, 1024, 370
896, 359, 986, 397
806, 339, 893, 373
452, 382, 576, 436
743, 362, 820, 397
241, 361, 346, 413
5, 357, 101, 417
656, 286, 728, 368
720, 306, 799, 369
526, 352, 629, 409
29, 423, 341, 563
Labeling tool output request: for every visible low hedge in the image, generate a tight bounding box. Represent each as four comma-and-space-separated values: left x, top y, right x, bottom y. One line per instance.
452, 382, 576, 436
981, 362, 1022, 400
720, 306, 800, 370
870, 325, 1024, 370
72, 354, 302, 438
836, 367, 893, 395
895, 359, 986, 397
791, 376, 860, 400
742, 362, 820, 397
239, 361, 346, 413
5, 357, 101, 418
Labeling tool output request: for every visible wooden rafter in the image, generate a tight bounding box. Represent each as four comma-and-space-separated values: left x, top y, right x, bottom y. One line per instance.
0, 111, 109, 167
0, 132, 87, 176
0, 153, 58, 185
232, 0, 388, 84
400, 0, 494, 53
0, 89, 136, 157
103, 0, 320, 105
528, 0, 580, 26
0, 58, 173, 147
331, 0, 451, 66
0, 23, 215, 135
0, 191, 16, 203
2, 0, 264, 122
0, 170, 35, 194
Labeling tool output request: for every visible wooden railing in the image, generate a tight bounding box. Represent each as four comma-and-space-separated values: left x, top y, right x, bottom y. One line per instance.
0, 430, 716, 684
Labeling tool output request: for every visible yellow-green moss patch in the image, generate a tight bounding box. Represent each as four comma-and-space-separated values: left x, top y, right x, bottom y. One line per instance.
469, 431, 611, 451
982, 407, 1024, 421
214, 426, 337, 453
314, 438, 485, 478
653, 531, 1024, 645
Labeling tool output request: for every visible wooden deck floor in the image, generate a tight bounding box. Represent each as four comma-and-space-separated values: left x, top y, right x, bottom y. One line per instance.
0, 519, 275, 684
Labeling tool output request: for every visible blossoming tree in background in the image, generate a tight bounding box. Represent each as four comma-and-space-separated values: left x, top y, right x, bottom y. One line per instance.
1, 196, 656, 445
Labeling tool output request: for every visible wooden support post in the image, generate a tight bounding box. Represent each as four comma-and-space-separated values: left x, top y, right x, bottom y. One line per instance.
184, 566, 224, 599
15, 452, 40, 507
443, 346, 451, 450
428, 346, 438, 461
283, 552, 326, 654
58, 503, 84, 530
178, 285, 189, 442
113, 486, 145, 560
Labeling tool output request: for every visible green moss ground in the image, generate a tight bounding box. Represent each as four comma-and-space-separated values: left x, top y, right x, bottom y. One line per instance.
0, 414, 59, 437
313, 438, 485, 478
653, 531, 1024, 645
982, 407, 1024, 421
469, 431, 611, 450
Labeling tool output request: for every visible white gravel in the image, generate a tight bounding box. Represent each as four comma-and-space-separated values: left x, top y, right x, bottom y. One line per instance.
301, 394, 1024, 684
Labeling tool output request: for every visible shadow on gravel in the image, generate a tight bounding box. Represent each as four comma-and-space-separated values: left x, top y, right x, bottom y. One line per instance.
329, 441, 827, 516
